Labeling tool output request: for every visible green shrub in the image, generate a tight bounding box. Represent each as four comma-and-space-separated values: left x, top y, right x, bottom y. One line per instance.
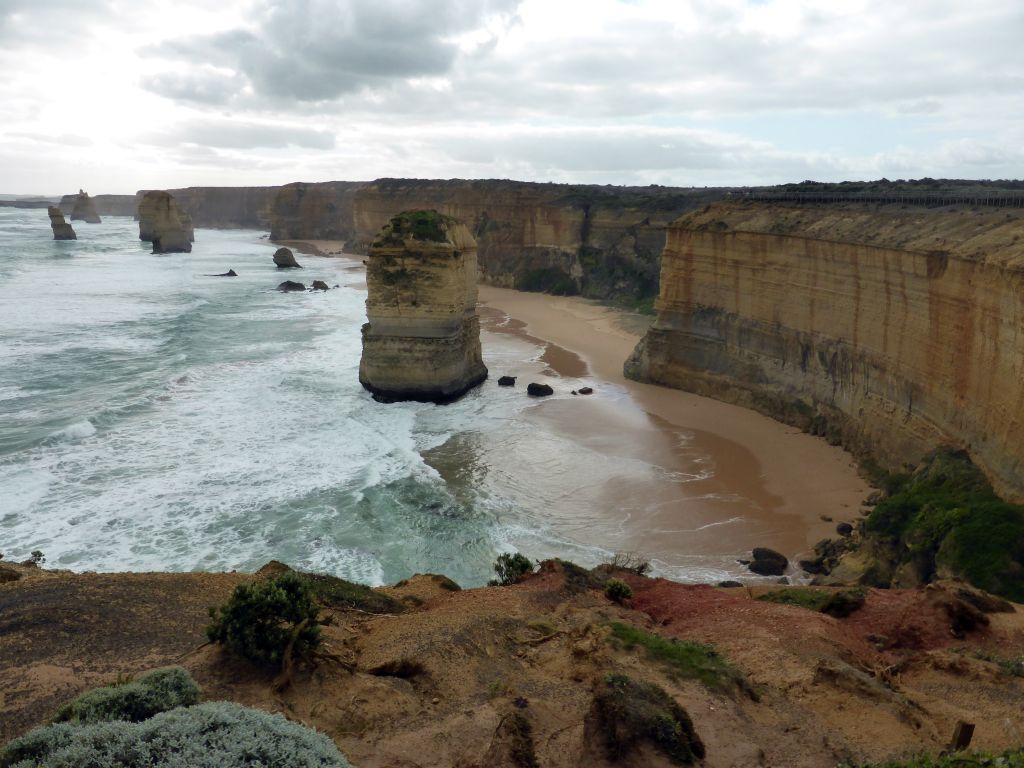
755, 587, 866, 618
300, 571, 403, 614
605, 579, 633, 602
608, 622, 745, 692
206, 572, 321, 668
864, 449, 1024, 601
488, 553, 534, 586
51, 667, 199, 725
1, 701, 351, 768
593, 673, 704, 765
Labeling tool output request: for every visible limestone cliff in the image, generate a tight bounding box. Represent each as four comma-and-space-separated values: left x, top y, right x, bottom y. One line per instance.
137, 186, 281, 230
350, 179, 722, 303
626, 201, 1024, 501
268, 181, 366, 241
359, 210, 487, 402
137, 191, 192, 254
69, 190, 101, 223
59, 194, 136, 217
47, 206, 76, 240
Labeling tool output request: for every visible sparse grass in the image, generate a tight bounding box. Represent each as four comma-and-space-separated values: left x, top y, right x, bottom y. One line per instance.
608, 623, 745, 692
756, 587, 866, 618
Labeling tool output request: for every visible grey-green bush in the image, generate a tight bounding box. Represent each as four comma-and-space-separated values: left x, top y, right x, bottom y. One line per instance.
51, 667, 200, 725
1, 701, 351, 768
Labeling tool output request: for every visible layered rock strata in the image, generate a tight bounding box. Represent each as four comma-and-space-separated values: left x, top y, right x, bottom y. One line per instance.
137, 191, 192, 253
47, 206, 76, 240
359, 210, 487, 403
350, 179, 722, 303
269, 181, 366, 241
69, 190, 101, 223
626, 201, 1024, 501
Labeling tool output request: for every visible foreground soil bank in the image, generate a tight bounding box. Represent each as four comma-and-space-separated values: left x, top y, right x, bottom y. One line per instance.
2, 561, 1022, 768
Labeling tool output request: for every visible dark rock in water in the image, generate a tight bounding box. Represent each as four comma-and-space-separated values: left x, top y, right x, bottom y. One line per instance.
748, 547, 788, 576
717, 580, 743, 588
48, 206, 76, 240
498, 376, 516, 386
206, 269, 237, 277
776, 576, 790, 585
277, 280, 306, 292
70, 190, 101, 223
311, 280, 330, 291
571, 390, 577, 395
527, 383, 554, 397
836, 522, 854, 537
273, 247, 302, 268
578, 386, 593, 395
799, 558, 829, 575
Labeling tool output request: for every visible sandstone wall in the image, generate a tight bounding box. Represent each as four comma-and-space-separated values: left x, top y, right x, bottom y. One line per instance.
626, 201, 1024, 501
349, 180, 722, 302
59, 194, 136, 217
144, 186, 281, 229
137, 191, 192, 253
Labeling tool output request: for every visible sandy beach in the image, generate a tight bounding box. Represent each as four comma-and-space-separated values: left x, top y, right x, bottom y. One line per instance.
477, 284, 872, 572
285, 239, 871, 578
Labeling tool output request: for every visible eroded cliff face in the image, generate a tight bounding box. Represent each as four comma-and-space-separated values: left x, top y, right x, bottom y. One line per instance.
69, 191, 101, 223
144, 186, 281, 229
359, 210, 487, 402
626, 201, 1024, 501
349, 180, 721, 302
268, 181, 366, 241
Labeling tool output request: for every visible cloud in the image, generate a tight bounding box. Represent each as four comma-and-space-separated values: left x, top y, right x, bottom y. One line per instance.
147, 119, 336, 150
141, 69, 247, 106
143, 0, 521, 103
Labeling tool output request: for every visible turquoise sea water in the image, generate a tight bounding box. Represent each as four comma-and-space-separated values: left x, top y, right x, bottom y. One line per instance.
0, 208, 749, 586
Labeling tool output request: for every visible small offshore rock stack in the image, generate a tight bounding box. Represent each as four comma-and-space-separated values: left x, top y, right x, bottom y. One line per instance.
69, 190, 101, 223
137, 191, 192, 253
359, 210, 487, 403
48, 206, 77, 240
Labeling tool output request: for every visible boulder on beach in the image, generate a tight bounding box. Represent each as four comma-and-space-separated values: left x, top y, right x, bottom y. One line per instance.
277, 280, 306, 292
578, 386, 593, 395
48, 206, 76, 240
527, 383, 554, 397
836, 522, 854, 537
498, 376, 516, 386
311, 280, 329, 291
70, 190, 101, 223
747, 547, 789, 576
273, 247, 302, 268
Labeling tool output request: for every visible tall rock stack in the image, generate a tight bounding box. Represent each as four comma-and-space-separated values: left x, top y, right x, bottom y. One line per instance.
137, 191, 192, 253
359, 210, 488, 403
70, 190, 101, 223
48, 206, 77, 240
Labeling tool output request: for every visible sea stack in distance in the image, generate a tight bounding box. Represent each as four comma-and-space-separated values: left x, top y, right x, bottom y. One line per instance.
359, 210, 488, 403
70, 189, 101, 223
48, 206, 76, 240
137, 190, 192, 253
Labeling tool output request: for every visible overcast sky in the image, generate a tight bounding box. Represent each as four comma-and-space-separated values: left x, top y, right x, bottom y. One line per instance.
2, 0, 1021, 193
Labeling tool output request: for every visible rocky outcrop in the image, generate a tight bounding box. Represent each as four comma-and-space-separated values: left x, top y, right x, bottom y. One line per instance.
58, 194, 136, 217
269, 181, 366, 241
359, 210, 487, 403
626, 200, 1024, 501
154, 186, 281, 229
273, 247, 301, 268
47, 206, 76, 240
349, 179, 723, 303
69, 190, 101, 223
137, 191, 192, 254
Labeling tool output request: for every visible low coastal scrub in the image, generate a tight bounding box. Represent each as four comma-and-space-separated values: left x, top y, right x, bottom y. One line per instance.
608, 622, 745, 692
51, 667, 199, 725
373, 210, 453, 246
864, 449, 1024, 601
605, 579, 633, 602
489, 552, 534, 586
841, 748, 1024, 767
755, 587, 865, 618
206, 571, 321, 668
593, 673, 705, 765
300, 571, 403, 614
1, 701, 351, 768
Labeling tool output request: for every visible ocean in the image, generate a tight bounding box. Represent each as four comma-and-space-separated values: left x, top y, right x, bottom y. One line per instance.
0, 208, 754, 586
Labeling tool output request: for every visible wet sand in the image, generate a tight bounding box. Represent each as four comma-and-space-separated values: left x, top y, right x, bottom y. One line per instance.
478, 285, 872, 572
